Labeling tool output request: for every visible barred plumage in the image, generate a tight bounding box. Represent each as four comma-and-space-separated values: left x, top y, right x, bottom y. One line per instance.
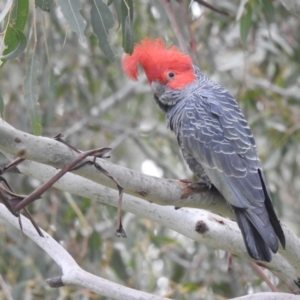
162, 66, 285, 261
123, 39, 285, 262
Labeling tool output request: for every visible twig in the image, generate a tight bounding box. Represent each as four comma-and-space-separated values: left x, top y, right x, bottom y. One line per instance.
0, 176, 44, 236
193, 0, 229, 16
251, 262, 279, 292
14, 148, 111, 211
131, 136, 179, 178
246, 75, 300, 99
0, 273, 13, 300
0, 157, 24, 174
94, 81, 150, 116
178, 0, 199, 65
6, 134, 125, 237
162, 0, 189, 54
0, 204, 170, 300
91, 156, 126, 237
62, 82, 150, 138
0, 165, 298, 292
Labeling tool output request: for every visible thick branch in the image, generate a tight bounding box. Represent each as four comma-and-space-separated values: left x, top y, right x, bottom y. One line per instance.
0, 120, 300, 292
231, 293, 300, 300
0, 156, 298, 292
0, 119, 231, 216
0, 204, 170, 300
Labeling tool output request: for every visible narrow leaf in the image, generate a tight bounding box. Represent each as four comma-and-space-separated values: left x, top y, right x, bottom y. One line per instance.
240, 3, 252, 48
0, 89, 4, 118
35, 0, 53, 12
56, 0, 86, 43
262, 0, 275, 23
113, 0, 122, 29
122, 16, 134, 54
121, 0, 134, 54
11, 0, 29, 29
1, 28, 27, 60
24, 55, 42, 135
2, 0, 29, 60
90, 0, 115, 61
121, 0, 133, 22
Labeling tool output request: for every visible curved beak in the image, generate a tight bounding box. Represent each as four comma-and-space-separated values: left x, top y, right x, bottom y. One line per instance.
151, 81, 165, 97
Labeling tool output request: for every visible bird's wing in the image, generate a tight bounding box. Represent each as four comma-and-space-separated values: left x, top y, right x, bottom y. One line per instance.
180, 87, 286, 255
181, 88, 265, 209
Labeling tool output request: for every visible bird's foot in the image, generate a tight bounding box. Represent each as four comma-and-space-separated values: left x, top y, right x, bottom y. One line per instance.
178, 179, 211, 199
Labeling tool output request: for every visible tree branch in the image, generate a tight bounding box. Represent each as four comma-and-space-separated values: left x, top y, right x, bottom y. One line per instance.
0, 204, 170, 300
0, 120, 300, 293
230, 292, 300, 300
0, 119, 231, 216
0, 159, 299, 292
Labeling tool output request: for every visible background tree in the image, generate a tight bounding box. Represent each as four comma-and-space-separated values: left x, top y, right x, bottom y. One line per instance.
0, 0, 300, 299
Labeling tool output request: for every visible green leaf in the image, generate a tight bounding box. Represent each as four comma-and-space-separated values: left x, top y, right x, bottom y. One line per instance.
1, 28, 27, 60
56, 0, 86, 43
261, 0, 275, 23
110, 248, 129, 280
0, 89, 4, 118
122, 0, 133, 22
122, 15, 134, 53
240, 2, 252, 48
88, 231, 101, 262
11, 0, 29, 29
90, 0, 115, 61
121, 0, 134, 54
2, 0, 29, 60
113, 0, 122, 29
24, 54, 42, 135
35, 0, 53, 12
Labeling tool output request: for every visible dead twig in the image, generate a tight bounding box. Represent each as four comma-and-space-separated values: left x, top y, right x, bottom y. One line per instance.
0, 132, 126, 237
251, 262, 279, 292
13, 147, 112, 211
0, 177, 44, 237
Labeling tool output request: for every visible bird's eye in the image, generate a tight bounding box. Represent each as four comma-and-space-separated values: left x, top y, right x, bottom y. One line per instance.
167, 72, 175, 80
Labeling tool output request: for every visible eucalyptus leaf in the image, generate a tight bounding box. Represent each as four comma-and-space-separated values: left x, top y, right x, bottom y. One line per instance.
122, 0, 133, 22
90, 0, 115, 61
262, 0, 275, 23
35, 0, 53, 12
0, 28, 27, 60
11, 0, 29, 29
2, 0, 29, 60
24, 54, 42, 135
113, 0, 122, 29
122, 16, 134, 54
121, 0, 134, 54
56, 0, 86, 43
0, 89, 4, 118
240, 3, 252, 48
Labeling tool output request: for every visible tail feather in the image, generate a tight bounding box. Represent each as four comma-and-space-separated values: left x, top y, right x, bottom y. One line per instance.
233, 170, 285, 262
245, 207, 279, 253
258, 170, 286, 249
234, 207, 273, 261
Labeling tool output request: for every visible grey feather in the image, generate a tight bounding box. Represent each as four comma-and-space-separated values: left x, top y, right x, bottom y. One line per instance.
153, 66, 285, 262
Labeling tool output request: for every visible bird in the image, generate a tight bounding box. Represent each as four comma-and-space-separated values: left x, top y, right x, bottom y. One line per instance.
122, 38, 285, 262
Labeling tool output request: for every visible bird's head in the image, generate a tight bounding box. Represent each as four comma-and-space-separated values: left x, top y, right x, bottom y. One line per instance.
122, 38, 195, 94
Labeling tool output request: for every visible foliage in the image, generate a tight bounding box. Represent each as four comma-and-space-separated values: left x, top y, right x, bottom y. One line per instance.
0, 0, 299, 299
